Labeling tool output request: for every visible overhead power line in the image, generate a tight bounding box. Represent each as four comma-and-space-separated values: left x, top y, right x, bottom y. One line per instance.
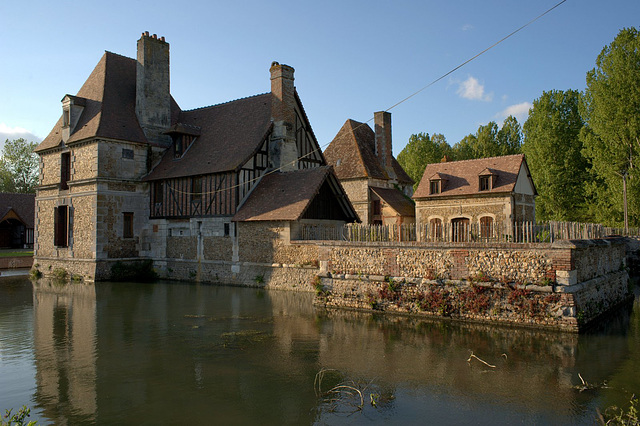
163, 0, 568, 198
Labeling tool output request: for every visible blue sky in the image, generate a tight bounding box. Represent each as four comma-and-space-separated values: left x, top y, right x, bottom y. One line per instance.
1, 0, 638, 156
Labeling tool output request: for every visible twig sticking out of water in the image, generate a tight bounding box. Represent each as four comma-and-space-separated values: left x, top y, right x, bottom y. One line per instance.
467, 351, 496, 368
573, 373, 608, 392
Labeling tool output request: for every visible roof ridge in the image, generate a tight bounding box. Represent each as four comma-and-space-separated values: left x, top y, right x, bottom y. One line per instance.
431, 153, 523, 166
182, 92, 270, 112
103, 50, 134, 61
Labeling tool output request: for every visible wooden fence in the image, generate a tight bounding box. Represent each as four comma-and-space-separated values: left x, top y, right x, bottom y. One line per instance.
297, 221, 640, 243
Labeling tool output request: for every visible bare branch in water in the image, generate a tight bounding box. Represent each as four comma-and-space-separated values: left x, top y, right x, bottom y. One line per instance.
467, 351, 496, 368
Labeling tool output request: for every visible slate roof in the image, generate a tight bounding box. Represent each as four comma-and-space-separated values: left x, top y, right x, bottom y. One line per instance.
0, 193, 35, 228
36, 52, 181, 153
370, 186, 415, 217
232, 166, 355, 222
413, 154, 532, 199
324, 119, 413, 184
145, 94, 273, 180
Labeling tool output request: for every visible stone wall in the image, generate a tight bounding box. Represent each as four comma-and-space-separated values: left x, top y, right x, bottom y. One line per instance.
312, 237, 631, 332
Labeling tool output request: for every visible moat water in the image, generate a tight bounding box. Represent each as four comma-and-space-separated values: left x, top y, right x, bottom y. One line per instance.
1, 276, 639, 425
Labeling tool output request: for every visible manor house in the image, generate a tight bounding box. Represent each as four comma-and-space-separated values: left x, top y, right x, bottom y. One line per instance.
34, 32, 357, 281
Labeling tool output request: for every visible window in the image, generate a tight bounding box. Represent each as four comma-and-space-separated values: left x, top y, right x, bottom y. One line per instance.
479, 175, 491, 191
480, 216, 494, 239
123, 212, 134, 238
63, 109, 70, 128
372, 199, 381, 216
60, 152, 71, 190
122, 148, 134, 159
54, 206, 69, 247
191, 176, 202, 202
153, 181, 164, 204
224, 222, 230, 237
430, 180, 441, 194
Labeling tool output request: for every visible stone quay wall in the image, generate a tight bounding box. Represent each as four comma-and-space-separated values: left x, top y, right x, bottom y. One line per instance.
311, 238, 631, 332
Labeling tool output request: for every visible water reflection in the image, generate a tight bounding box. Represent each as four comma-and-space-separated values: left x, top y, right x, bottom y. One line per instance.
32, 280, 97, 424
3, 279, 638, 424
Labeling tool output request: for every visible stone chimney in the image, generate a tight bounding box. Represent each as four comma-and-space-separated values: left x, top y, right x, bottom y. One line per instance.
269, 62, 297, 172
136, 31, 171, 147
374, 111, 396, 179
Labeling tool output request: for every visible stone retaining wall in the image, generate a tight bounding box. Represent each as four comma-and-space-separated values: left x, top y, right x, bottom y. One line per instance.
311, 237, 632, 332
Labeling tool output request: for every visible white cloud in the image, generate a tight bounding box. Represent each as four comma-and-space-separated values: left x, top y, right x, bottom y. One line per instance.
496, 102, 532, 124
0, 123, 42, 149
456, 76, 493, 102
462, 24, 474, 31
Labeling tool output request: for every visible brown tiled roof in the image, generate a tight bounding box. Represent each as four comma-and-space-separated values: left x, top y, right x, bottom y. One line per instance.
413, 154, 530, 199
370, 186, 415, 217
324, 119, 413, 184
232, 166, 357, 221
0, 193, 35, 228
144, 94, 273, 180
36, 52, 180, 153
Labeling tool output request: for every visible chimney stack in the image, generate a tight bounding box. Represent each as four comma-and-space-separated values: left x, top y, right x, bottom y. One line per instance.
269, 62, 297, 172
374, 111, 395, 179
136, 32, 171, 147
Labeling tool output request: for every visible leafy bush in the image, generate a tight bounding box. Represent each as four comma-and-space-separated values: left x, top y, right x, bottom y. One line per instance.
1, 405, 36, 425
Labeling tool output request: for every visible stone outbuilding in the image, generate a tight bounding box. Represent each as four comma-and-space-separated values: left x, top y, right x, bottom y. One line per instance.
412, 154, 536, 241
324, 112, 415, 225
33, 32, 357, 281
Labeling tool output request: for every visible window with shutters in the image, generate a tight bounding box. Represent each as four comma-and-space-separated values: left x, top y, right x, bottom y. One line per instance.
54, 206, 69, 247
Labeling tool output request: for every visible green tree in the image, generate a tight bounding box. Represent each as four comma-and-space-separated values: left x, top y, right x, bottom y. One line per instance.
580, 27, 640, 227
397, 132, 452, 188
0, 138, 39, 193
452, 134, 476, 161
522, 89, 588, 221
452, 118, 522, 160
497, 115, 523, 155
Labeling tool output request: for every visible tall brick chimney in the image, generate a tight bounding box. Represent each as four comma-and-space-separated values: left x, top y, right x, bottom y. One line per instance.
269, 62, 297, 172
136, 32, 171, 147
374, 111, 396, 179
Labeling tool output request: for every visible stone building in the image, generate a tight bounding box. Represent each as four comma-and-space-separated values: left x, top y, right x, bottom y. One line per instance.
33, 32, 357, 281
412, 154, 536, 241
324, 112, 415, 225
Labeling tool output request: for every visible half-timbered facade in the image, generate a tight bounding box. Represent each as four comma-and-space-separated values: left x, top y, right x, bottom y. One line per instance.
34, 33, 357, 281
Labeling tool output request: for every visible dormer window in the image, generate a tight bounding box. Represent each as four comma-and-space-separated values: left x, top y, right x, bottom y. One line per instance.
63, 108, 70, 128
430, 179, 441, 194
60, 95, 85, 143
478, 168, 496, 191
165, 123, 202, 159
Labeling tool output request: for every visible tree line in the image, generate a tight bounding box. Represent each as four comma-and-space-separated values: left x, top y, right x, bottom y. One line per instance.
397, 27, 640, 228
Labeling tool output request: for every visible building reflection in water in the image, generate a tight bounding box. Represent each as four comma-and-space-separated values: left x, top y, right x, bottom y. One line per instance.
32, 280, 97, 424
27, 280, 634, 424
